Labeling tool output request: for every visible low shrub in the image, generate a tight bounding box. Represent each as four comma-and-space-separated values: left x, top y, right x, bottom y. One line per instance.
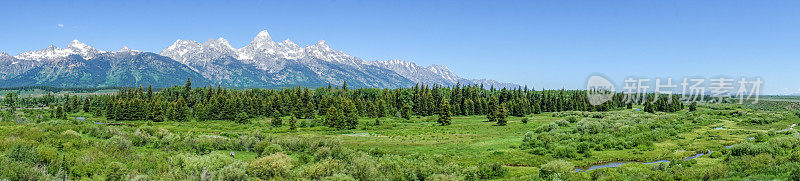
301, 158, 346, 179
539, 159, 573, 180
218, 161, 248, 181
477, 162, 507, 179
322, 173, 357, 181
247, 152, 294, 179
106, 162, 128, 181
554, 119, 569, 126
261, 144, 284, 156
729, 142, 774, 156
61, 130, 82, 138
107, 135, 132, 152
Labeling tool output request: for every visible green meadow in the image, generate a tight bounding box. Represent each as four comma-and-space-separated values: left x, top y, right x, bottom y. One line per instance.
2, 101, 800, 180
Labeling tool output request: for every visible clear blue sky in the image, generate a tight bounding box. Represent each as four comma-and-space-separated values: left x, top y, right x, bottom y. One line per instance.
1, 0, 798, 94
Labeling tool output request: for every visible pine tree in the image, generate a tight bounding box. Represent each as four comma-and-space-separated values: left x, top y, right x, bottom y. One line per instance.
172, 98, 188, 122
644, 101, 654, 113
4, 92, 17, 114
376, 99, 386, 118
487, 96, 498, 122
689, 102, 697, 112
70, 95, 79, 113
147, 85, 153, 100
150, 100, 164, 122
235, 112, 250, 124
496, 103, 508, 126
185, 78, 192, 93
271, 110, 282, 127
343, 100, 359, 129
325, 106, 345, 129
83, 97, 91, 112
437, 97, 452, 126
50, 106, 56, 118
401, 103, 412, 120
55, 106, 66, 119
289, 114, 297, 130
463, 99, 473, 115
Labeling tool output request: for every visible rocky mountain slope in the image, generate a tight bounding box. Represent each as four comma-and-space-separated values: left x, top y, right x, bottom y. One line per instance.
0, 30, 518, 88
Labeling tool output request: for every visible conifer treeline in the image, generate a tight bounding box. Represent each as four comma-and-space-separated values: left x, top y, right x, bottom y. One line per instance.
73, 80, 627, 124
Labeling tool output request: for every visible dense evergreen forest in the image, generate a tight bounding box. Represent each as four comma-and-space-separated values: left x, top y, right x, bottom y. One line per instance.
7, 79, 692, 127
61, 79, 638, 125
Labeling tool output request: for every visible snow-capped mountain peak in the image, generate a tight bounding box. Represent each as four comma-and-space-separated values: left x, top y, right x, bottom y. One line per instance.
204, 38, 236, 52
67, 40, 89, 50
310, 40, 332, 51
426, 64, 458, 81
15, 44, 75, 61
368, 59, 461, 84
238, 30, 279, 60
164, 40, 201, 55
272, 38, 302, 59
2, 29, 519, 89
160, 39, 202, 64
250, 30, 276, 50
66, 40, 103, 59
279, 39, 299, 48
116, 46, 141, 54
256, 30, 272, 39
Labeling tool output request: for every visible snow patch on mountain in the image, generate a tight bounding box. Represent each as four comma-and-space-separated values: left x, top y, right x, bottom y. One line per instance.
161, 40, 202, 64
115, 46, 142, 55
4, 29, 519, 89
15, 40, 103, 61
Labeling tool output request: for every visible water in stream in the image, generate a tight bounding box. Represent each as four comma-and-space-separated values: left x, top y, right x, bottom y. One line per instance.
574, 150, 712, 172
574, 124, 796, 172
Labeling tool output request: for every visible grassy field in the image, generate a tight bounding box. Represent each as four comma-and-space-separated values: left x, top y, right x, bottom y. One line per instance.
1, 97, 800, 180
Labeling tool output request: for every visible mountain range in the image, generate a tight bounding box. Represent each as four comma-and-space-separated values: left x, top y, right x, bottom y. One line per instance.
0, 30, 518, 89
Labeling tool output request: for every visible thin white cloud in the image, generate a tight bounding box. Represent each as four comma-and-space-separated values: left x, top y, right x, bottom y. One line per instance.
57, 24, 64, 28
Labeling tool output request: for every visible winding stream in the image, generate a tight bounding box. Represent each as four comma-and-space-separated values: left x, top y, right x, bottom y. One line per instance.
70, 116, 107, 125
574, 124, 796, 172
574, 150, 712, 172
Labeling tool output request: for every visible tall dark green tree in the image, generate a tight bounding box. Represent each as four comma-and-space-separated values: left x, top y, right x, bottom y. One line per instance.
496, 103, 508, 126
55, 106, 66, 119
147, 85, 153, 100
150, 100, 164, 122
184, 78, 192, 93
644, 101, 655, 113
401, 103, 412, 120
463, 99, 473, 115
343, 100, 359, 129
235, 112, 250, 124
4, 92, 17, 114
325, 106, 345, 129
486, 96, 499, 122
289, 114, 297, 130
83, 97, 91, 112
437, 97, 452, 126
169, 98, 188, 122
271, 110, 282, 127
